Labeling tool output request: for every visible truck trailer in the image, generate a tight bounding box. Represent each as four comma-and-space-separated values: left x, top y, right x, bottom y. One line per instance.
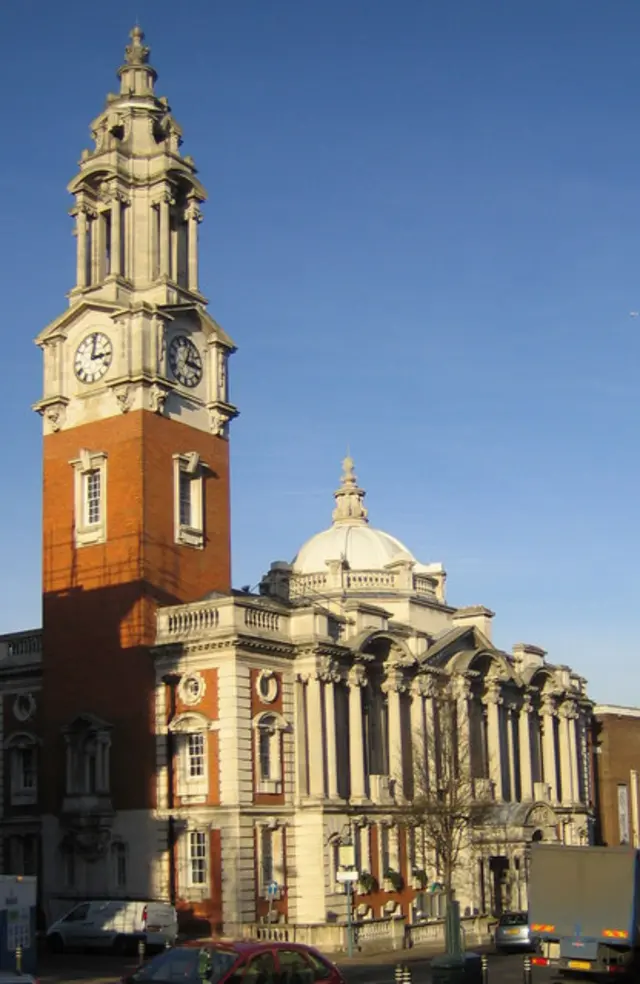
529, 843, 640, 980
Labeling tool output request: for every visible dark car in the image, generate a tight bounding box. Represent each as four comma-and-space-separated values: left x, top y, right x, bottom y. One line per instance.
494, 912, 534, 953
123, 940, 346, 984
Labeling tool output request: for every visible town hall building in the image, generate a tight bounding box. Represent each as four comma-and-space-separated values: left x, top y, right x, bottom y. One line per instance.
0, 28, 594, 938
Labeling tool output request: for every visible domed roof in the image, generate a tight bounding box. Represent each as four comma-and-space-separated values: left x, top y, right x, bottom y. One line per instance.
292, 457, 417, 575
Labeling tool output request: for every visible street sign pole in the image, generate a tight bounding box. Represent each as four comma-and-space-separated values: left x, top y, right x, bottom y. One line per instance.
267, 881, 279, 923
337, 868, 358, 957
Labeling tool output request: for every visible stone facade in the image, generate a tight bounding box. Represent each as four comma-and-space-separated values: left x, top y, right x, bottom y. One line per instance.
151, 458, 594, 933
592, 705, 640, 849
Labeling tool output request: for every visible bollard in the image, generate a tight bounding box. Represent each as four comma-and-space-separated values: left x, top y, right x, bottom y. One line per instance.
402, 965, 412, 984
394, 965, 403, 984
481, 953, 489, 984
15, 945, 22, 974
138, 938, 146, 964
523, 955, 532, 984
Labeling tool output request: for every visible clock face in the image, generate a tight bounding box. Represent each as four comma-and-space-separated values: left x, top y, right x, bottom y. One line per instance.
169, 335, 203, 388
74, 332, 113, 384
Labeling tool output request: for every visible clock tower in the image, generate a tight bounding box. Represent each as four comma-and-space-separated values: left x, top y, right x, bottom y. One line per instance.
34, 28, 237, 903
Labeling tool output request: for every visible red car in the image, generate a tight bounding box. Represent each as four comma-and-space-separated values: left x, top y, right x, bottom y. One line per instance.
123, 940, 346, 984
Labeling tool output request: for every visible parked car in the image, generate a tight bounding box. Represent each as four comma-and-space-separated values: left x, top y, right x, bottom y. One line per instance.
46, 899, 178, 953
123, 940, 346, 984
494, 911, 535, 953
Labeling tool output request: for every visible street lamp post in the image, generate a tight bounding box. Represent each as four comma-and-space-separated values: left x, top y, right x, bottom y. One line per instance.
337, 826, 358, 958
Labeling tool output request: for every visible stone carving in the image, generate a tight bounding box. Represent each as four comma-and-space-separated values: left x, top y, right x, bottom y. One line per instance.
540, 693, 557, 716
348, 663, 367, 688
316, 656, 341, 684
125, 25, 150, 66
451, 675, 472, 702
482, 680, 503, 706
521, 692, 534, 714
45, 404, 66, 432
218, 354, 227, 401
527, 805, 554, 828
114, 384, 133, 414
381, 668, 407, 695
558, 699, 579, 720
209, 408, 228, 438
149, 383, 168, 414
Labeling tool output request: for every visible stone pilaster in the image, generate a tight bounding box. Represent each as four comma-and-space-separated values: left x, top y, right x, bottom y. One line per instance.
382, 664, 406, 801
483, 679, 504, 801
541, 694, 559, 803
518, 693, 534, 801
348, 663, 367, 804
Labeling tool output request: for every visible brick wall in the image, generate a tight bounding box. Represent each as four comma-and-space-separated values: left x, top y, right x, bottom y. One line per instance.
41, 410, 231, 815
593, 711, 640, 846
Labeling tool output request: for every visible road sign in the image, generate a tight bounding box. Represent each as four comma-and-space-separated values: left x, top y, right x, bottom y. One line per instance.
336, 869, 359, 883
267, 881, 279, 898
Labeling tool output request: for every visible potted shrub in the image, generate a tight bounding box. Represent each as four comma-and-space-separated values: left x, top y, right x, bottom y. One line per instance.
357, 871, 378, 895
384, 868, 404, 892
411, 868, 428, 890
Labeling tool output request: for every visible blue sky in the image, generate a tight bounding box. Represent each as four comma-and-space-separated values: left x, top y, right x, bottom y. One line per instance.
1, 0, 639, 704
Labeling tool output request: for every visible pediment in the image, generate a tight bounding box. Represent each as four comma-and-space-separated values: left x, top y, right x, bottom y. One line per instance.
62, 712, 112, 734
422, 624, 493, 665
35, 299, 121, 345
161, 303, 236, 351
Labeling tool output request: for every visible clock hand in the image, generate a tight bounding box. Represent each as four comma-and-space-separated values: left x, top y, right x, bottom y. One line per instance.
91, 335, 98, 358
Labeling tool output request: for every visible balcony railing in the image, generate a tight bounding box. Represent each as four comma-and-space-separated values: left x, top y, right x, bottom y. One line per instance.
0, 630, 42, 664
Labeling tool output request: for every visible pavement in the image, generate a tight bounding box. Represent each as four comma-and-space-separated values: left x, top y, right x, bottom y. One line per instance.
33, 947, 529, 984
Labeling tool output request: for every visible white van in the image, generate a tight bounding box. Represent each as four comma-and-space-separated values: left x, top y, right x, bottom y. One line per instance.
46, 900, 178, 953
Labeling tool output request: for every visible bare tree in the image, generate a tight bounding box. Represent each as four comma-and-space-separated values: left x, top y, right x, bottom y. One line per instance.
404, 685, 494, 905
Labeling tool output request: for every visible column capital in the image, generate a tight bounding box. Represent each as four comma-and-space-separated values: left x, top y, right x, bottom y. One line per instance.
185, 200, 203, 222
520, 691, 535, 714
482, 680, 503, 706
381, 667, 407, 695
558, 698, 579, 720
348, 663, 367, 688
540, 693, 557, 716
451, 675, 473, 702
415, 672, 440, 698
315, 656, 342, 684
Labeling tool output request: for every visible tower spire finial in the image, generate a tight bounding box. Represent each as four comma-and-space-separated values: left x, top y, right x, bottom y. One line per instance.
125, 24, 150, 66
332, 456, 368, 526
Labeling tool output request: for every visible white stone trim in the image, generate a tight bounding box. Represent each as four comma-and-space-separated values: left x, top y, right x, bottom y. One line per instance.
178, 671, 206, 706
175, 731, 209, 802
255, 821, 285, 898
70, 449, 108, 547
256, 670, 279, 704
5, 731, 38, 807
178, 823, 210, 900
173, 452, 205, 549
252, 711, 287, 795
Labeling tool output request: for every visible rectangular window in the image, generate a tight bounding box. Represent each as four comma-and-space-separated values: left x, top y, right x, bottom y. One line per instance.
85, 470, 101, 525
187, 734, 205, 778
189, 831, 207, 886
71, 450, 108, 547
173, 453, 205, 548
112, 842, 127, 889
259, 727, 271, 780
179, 471, 192, 527
10, 745, 37, 806
260, 827, 274, 889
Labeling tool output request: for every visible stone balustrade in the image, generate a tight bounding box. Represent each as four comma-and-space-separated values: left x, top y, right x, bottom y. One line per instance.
156, 600, 284, 643
288, 568, 438, 600
0, 630, 42, 663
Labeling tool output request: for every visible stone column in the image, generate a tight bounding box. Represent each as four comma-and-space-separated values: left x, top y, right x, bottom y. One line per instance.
348, 664, 367, 804
518, 694, 534, 801
483, 680, 504, 801
382, 665, 405, 801
110, 193, 122, 277
568, 705, 580, 805
91, 212, 101, 284
306, 672, 325, 799
76, 207, 88, 288
294, 673, 309, 799
410, 677, 427, 796
424, 681, 438, 795
506, 705, 517, 802
558, 702, 575, 805
541, 695, 558, 803
320, 659, 340, 801
186, 200, 201, 292
159, 192, 171, 278
453, 676, 472, 775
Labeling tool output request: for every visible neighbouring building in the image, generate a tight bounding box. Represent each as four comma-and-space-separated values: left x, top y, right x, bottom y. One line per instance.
592, 705, 640, 849
0, 28, 595, 936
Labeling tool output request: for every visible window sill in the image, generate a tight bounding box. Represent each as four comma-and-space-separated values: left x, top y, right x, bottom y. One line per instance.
176, 525, 204, 549
76, 524, 106, 547
182, 885, 209, 902
179, 793, 207, 805
256, 780, 282, 795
